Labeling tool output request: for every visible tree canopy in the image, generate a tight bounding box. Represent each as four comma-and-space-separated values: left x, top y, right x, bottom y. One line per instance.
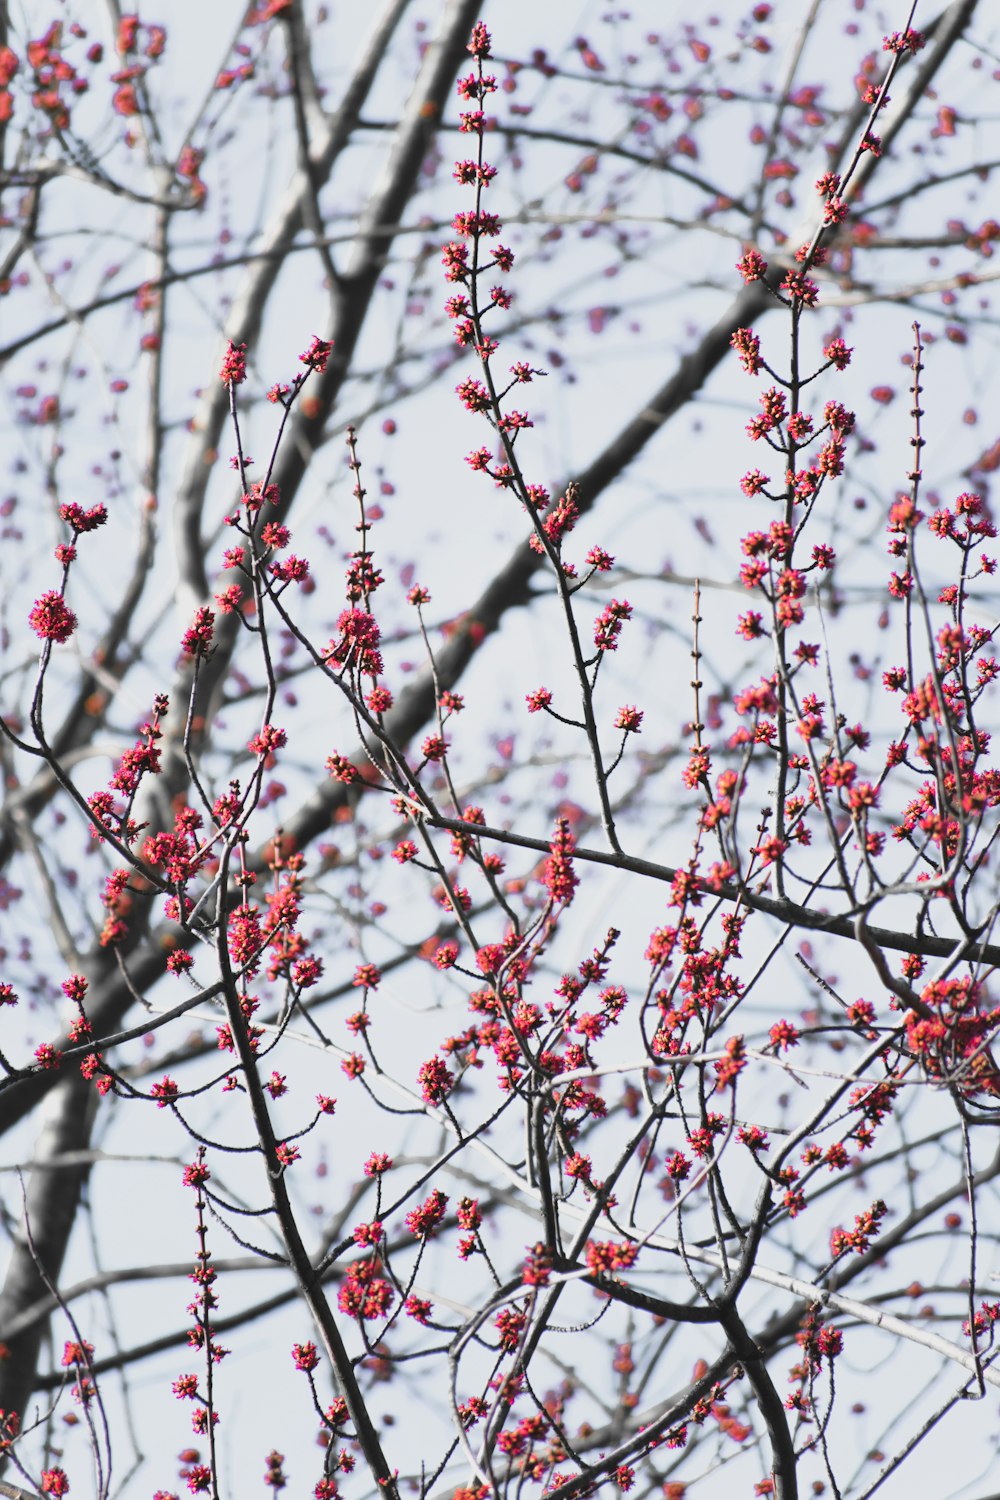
1, 4, 1000, 1499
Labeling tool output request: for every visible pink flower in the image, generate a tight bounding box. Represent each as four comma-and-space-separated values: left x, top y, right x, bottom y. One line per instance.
615, 705, 643, 733
299, 336, 333, 372
405, 1187, 448, 1238
731, 327, 760, 374
219, 340, 247, 385
736, 247, 767, 282
418, 1056, 454, 1104
467, 21, 491, 57
593, 598, 632, 653
824, 337, 852, 370
151, 1077, 178, 1107
181, 606, 215, 659
543, 817, 578, 906
781, 271, 818, 306
247, 723, 287, 758
30, 590, 77, 644
740, 469, 769, 497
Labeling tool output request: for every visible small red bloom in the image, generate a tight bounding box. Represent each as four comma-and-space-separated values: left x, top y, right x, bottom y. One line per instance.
151, 1076, 178, 1107
181, 606, 215, 659
433, 941, 459, 969
736, 247, 767, 282
543, 817, 578, 906
615, 705, 643, 733
769, 1020, 800, 1052
585, 1239, 638, 1275
219, 341, 247, 385
731, 327, 761, 374
467, 21, 491, 57
30, 590, 77, 644
405, 1187, 448, 1237
300, 336, 333, 372
418, 1056, 454, 1104
405, 1295, 433, 1324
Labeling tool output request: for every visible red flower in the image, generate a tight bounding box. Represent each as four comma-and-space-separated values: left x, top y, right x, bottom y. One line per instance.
113, 82, 139, 117
228, 906, 262, 971
467, 22, 491, 57
769, 1020, 799, 1052
300, 336, 333, 372
337, 1259, 394, 1320
418, 1056, 454, 1105
495, 1306, 527, 1350
585, 1240, 637, 1274
181, 606, 215, 659
542, 817, 578, 906
736, 247, 767, 282
219, 340, 247, 385
615, 705, 643, 733
352, 1220, 383, 1246
731, 327, 760, 374
29, 590, 77, 644
247, 723, 286, 758
183, 1159, 210, 1188
151, 1076, 178, 1107
593, 598, 632, 652
405, 1187, 448, 1237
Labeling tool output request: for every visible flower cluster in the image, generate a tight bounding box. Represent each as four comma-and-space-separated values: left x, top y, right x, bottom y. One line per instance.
29, 590, 77, 644
219, 340, 247, 385
542, 817, 578, 906
337, 1258, 394, 1321
323, 607, 383, 679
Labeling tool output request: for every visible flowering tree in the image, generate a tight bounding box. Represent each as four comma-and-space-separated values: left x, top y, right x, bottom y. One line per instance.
2, 3, 1000, 1498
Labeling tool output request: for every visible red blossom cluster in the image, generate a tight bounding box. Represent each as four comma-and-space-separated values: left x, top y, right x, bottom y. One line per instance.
542, 817, 578, 906
337, 1259, 394, 1321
